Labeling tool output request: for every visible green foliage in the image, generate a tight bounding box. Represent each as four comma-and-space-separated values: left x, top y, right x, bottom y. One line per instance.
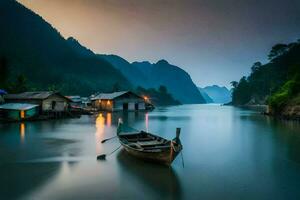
135, 85, 181, 106
231, 76, 251, 105
8, 74, 28, 93
268, 44, 288, 60
268, 68, 300, 112
268, 74, 300, 112
231, 39, 300, 105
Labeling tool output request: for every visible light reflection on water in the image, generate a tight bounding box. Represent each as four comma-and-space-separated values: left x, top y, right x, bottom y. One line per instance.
20, 122, 25, 144
1, 105, 300, 199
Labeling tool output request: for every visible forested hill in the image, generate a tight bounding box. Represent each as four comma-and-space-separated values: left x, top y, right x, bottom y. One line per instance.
0, 0, 204, 105
68, 38, 206, 104
130, 60, 206, 104
0, 0, 131, 95
97, 54, 151, 89
231, 39, 300, 116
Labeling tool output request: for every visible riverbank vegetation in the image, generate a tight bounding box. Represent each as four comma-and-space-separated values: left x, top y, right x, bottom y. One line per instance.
231, 39, 300, 118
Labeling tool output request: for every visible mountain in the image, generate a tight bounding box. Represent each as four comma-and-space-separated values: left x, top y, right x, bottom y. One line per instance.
97, 54, 152, 88
0, 0, 131, 96
64, 30, 205, 104
131, 60, 205, 104
198, 87, 214, 103
201, 85, 231, 104
87, 54, 205, 104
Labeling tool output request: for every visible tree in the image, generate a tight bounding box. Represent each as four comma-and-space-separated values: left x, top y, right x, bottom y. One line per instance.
251, 62, 262, 73
48, 84, 60, 92
9, 74, 28, 93
230, 81, 238, 88
268, 44, 288, 60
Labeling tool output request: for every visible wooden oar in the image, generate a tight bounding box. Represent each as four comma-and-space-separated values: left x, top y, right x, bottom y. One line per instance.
101, 136, 118, 143
97, 145, 122, 160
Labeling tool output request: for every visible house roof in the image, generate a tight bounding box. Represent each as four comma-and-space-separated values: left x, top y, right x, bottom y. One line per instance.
91, 91, 142, 100
4, 91, 71, 101
0, 103, 39, 110
91, 91, 128, 100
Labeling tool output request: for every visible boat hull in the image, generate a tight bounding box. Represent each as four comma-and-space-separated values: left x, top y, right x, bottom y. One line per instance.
117, 122, 182, 165
122, 145, 179, 165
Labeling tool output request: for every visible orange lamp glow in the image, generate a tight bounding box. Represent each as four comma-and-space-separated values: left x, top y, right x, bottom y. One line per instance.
144, 96, 148, 101
20, 110, 25, 119
107, 100, 111, 105
96, 113, 105, 134
106, 113, 112, 127
20, 123, 25, 143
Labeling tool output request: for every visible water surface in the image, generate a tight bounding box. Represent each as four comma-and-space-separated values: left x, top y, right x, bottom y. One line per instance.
1, 105, 300, 199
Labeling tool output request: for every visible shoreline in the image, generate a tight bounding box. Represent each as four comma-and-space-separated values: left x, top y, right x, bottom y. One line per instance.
235, 104, 300, 122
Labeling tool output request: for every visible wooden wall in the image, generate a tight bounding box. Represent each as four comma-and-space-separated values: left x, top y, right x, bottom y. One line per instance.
42, 94, 69, 112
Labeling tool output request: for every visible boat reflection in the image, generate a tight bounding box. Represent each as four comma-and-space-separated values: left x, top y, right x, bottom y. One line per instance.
117, 149, 182, 199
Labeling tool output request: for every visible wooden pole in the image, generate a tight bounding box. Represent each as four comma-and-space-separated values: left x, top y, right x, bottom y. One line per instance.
176, 128, 181, 138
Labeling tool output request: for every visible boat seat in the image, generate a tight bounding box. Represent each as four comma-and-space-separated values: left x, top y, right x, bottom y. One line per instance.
143, 145, 171, 150
126, 137, 154, 142
129, 143, 144, 150
137, 140, 166, 146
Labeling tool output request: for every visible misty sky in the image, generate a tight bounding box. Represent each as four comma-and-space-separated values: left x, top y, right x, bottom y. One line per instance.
19, 0, 300, 88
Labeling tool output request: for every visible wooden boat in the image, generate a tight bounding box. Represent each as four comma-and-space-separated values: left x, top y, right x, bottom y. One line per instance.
116, 121, 183, 165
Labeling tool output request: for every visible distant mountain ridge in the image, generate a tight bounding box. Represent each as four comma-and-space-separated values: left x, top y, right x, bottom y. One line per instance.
68, 38, 206, 104
199, 85, 231, 104
0, 0, 205, 104
198, 87, 214, 103
130, 60, 205, 104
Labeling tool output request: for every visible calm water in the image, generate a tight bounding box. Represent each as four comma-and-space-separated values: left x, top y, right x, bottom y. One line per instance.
1, 104, 300, 200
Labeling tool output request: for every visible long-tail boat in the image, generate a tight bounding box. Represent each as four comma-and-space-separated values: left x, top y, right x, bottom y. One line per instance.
116, 120, 183, 165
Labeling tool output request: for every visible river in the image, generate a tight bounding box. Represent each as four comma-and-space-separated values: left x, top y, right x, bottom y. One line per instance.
1, 104, 300, 199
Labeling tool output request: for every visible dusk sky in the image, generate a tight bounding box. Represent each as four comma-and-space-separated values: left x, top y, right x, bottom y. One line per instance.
19, 0, 300, 88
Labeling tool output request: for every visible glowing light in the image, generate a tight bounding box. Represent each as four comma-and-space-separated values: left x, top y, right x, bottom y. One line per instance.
95, 113, 105, 154
96, 113, 105, 134
107, 100, 111, 105
20, 110, 25, 119
145, 113, 149, 132
106, 113, 112, 127
20, 123, 25, 143
144, 96, 148, 101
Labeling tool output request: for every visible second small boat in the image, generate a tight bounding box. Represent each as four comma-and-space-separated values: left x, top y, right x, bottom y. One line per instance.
116, 120, 183, 165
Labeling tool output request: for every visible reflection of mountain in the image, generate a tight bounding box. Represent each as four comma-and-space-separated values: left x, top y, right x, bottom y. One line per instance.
117, 149, 182, 199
